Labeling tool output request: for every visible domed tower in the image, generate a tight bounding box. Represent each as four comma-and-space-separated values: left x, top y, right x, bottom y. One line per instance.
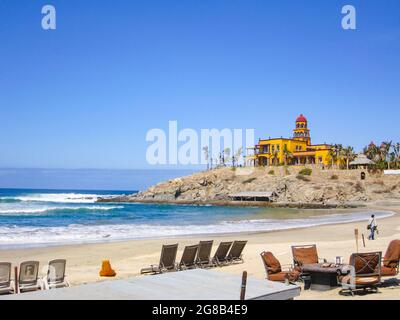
293, 114, 311, 145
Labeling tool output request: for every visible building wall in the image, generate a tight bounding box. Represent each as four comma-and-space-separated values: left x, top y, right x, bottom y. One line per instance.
257, 138, 309, 165
315, 149, 331, 165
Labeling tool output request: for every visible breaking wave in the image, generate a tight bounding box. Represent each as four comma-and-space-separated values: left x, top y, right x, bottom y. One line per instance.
14, 193, 105, 203
0, 210, 393, 248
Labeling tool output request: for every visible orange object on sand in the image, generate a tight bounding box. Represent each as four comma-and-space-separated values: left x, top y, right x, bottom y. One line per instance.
99, 260, 116, 277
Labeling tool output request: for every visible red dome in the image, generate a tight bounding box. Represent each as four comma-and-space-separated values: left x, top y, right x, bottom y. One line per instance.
296, 114, 307, 122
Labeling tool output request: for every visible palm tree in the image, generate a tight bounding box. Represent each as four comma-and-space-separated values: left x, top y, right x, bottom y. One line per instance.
202, 146, 209, 170
389, 152, 396, 169
380, 141, 392, 169
392, 143, 400, 169
282, 145, 293, 166
328, 147, 336, 168
364, 142, 379, 161
223, 148, 231, 166
342, 146, 355, 170
329, 144, 343, 168
336, 144, 344, 167
271, 151, 279, 166
232, 147, 243, 167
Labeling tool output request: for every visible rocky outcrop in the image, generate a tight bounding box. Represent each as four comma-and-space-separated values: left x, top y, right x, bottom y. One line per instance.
98, 166, 400, 207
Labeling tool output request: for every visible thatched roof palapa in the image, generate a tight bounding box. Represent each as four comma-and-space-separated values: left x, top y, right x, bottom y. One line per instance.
349, 153, 374, 166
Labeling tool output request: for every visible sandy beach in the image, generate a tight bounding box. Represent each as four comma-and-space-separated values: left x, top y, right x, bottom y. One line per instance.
1, 204, 399, 300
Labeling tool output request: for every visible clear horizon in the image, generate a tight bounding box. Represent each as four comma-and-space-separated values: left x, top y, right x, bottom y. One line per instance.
0, 168, 198, 190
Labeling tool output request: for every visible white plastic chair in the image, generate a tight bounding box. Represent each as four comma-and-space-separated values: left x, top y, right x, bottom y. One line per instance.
42, 259, 70, 290
0, 262, 14, 295
18, 261, 43, 293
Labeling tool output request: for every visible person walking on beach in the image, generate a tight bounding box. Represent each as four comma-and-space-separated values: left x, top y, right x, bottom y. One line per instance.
367, 214, 378, 240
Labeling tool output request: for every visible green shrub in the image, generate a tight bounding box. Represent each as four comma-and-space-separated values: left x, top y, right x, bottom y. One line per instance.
296, 174, 310, 181
330, 174, 338, 180
243, 177, 256, 184
268, 170, 275, 175
298, 168, 312, 176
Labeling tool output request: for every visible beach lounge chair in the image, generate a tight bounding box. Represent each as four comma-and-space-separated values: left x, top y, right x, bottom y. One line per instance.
0, 262, 14, 295
178, 245, 198, 270
18, 261, 42, 293
380, 239, 400, 278
140, 244, 178, 274
260, 251, 300, 282
42, 259, 70, 290
196, 240, 214, 268
227, 240, 247, 264
212, 241, 233, 266
338, 251, 382, 296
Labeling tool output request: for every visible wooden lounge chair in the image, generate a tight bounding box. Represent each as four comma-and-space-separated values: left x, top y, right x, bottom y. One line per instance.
42, 259, 70, 290
178, 245, 198, 270
227, 240, 247, 264
260, 251, 300, 282
18, 261, 42, 293
380, 239, 400, 278
196, 240, 213, 268
339, 251, 382, 296
212, 241, 233, 266
0, 262, 14, 295
140, 244, 178, 274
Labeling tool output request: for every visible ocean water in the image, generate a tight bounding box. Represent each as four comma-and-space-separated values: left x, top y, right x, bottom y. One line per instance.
0, 189, 393, 248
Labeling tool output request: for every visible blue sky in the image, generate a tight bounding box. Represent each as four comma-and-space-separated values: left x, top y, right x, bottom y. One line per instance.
1, 0, 400, 171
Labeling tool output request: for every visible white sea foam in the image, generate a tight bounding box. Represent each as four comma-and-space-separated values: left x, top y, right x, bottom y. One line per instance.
0, 205, 123, 215
0, 210, 393, 248
14, 193, 106, 203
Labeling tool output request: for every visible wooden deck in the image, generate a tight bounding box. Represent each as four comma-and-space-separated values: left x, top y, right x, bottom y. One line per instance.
0, 269, 300, 300
229, 191, 277, 202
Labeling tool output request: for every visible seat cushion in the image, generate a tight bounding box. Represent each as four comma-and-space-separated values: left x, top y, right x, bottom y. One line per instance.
268, 271, 300, 282
380, 265, 398, 277
261, 252, 281, 273
383, 240, 400, 269
293, 247, 318, 265
339, 275, 380, 286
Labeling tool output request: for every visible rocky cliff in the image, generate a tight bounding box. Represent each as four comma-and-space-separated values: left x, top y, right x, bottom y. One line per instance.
99, 166, 400, 207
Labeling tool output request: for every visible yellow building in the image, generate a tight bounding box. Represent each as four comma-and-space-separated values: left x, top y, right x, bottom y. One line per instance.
247, 114, 333, 166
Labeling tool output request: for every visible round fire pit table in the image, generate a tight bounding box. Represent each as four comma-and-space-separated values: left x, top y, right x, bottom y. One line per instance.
301, 263, 350, 291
